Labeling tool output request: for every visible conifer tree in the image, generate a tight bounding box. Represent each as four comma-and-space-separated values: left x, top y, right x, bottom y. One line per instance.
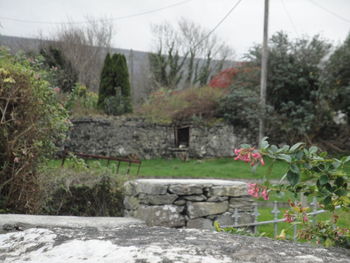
98, 53, 113, 108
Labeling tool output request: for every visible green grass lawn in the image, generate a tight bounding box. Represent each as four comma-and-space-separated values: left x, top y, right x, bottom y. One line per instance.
49, 157, 289, 180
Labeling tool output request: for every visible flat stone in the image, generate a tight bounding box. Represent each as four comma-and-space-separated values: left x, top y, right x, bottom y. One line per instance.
187, 201, 229, 219
215, 212, 235, 226
209, 184, 247, 197
187, 218, 213, 230
1, 225, 349, 262
134, 205, 186, 227
139, 194, 178, 205
173, 199, 186, 206
182, 195, 207, 201
229, 197, 255, 212
134, 182, 168, 195
123, 196, 140, 210
123, 181, 136, 196
207, 196, 229, 202
169, 184, 203, 195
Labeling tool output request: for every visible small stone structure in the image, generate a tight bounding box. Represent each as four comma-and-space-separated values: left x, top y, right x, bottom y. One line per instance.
124, 179, 254, 229
65, 117, 244, 159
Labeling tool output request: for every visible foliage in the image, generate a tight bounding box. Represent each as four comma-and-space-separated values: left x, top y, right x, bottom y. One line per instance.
235, 138, 350, 248
39, 46, 78, 92
214, 221, 266, 237
323, 33, 350, 122
39, 162, 126, 216
64, 83, 100, 116
209, 68, 239, 89
138, 86, 226, 124
0, 48, 70, 213
220, 32, 334, 145
98, 53, 132, 115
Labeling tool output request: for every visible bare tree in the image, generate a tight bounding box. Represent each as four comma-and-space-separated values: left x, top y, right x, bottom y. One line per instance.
43, 16, 114, 91
149, 18, 235, 89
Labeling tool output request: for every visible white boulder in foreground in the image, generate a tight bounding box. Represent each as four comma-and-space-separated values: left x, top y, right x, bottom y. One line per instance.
1, 225, 350, 263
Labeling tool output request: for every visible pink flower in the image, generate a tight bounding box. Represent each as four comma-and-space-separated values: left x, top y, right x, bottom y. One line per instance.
302, 214, 308, 223
14, 157, 20, 163
53, 87, 61, 94
261, 188, 269, 200
283, 210, 294, 223
247, 183, 259, 198
234, 148, 265, 166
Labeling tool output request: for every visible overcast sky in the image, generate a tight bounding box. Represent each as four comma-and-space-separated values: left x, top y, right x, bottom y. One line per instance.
1, 0, 349, 59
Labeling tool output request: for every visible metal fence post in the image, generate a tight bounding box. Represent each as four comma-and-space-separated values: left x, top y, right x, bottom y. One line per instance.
252, 203, 260, 234
271, 201, 280, 237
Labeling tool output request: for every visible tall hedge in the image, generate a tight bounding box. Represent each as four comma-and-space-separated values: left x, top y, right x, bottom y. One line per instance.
98, 53, 132, 115
0, 49, 70, 213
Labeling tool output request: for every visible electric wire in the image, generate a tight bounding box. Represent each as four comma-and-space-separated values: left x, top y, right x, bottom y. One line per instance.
306, 0, 350, 24
280, 0, 299, 36
0, 0, 194, 25
193, 0, 244, 49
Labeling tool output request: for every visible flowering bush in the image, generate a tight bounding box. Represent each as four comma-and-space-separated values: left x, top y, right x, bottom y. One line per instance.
234, 138, 350, 248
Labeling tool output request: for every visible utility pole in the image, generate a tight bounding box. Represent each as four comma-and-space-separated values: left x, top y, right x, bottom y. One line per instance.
259, 0, 269, 145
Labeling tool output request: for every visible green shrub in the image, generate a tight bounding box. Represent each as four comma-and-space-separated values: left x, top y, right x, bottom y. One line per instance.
0, 48, 70, 213
138, 86, 226, 124
39, 161, 128, 216
98, 53, 132, 115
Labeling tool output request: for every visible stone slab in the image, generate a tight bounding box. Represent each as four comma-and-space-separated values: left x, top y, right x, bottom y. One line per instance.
135, 205, 186, 227
187, 201, 229, 219
0, 214, 144, 230
1, 225, 349, 262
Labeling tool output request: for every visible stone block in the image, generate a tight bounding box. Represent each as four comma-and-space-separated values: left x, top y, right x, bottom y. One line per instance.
123, 181, 136, 196
135, 182, 168, 195
139, 194, 178, 205
169, 184, 203, 195
209, 184, 247, 197
123, 196, 139, 210
229, 197, 254, 212
207, 196, 228, 202
215, 212, 235, 226
187, 201, 228, 219
174, 199, 186, 206
182, 195, 207, 201
135, 205, 186, 227
187, 218, 213, 230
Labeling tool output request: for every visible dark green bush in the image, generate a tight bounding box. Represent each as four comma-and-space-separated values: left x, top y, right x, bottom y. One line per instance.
0, 48, 70, 213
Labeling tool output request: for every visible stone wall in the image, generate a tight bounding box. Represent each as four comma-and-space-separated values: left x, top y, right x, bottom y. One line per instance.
65, 117, 241, 159
123, 179, 254, 229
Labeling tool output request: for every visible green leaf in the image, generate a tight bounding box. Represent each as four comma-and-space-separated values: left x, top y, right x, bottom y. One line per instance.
309, 146, 318, 154
286, 171, 300, 186
319, 175, 329, 185
290, 142, 304, 152
335, 176, 345, 187
277, 154, 292, 163
290, 164, 300, 174
260, 137, 269, 149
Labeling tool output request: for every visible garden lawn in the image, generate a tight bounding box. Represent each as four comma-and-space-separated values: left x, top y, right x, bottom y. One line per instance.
49, 157, 290, 180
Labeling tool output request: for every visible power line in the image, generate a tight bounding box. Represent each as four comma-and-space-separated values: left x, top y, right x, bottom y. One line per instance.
280, 0, 299, 36
0, 0, 194, 25
307, 0, 350, 24
194, 0, 243, 49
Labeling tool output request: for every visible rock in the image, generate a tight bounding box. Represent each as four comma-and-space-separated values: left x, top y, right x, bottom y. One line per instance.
135, 205, 186, 227
182, 195, 207, 201
139, 194, 178, 205
123, 181, 136, 196
134, 182, 168, 195
187, 201, 229, 219
187, 218, 213, 230
168, 184, 203, 195
123, 196, 140, 210
209, 183, 247, 197
173, 199, 186, 206
215, 212, 235, 226
229, 196, 255, 212
1, 225, 349, 262
207, 196, 229, 202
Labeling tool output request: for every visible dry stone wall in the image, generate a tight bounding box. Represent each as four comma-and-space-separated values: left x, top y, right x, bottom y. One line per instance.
124, 179, 254, 229
65, 117, 242, 159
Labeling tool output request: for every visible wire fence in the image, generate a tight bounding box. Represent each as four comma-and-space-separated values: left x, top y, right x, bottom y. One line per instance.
221, 197, 341, 241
